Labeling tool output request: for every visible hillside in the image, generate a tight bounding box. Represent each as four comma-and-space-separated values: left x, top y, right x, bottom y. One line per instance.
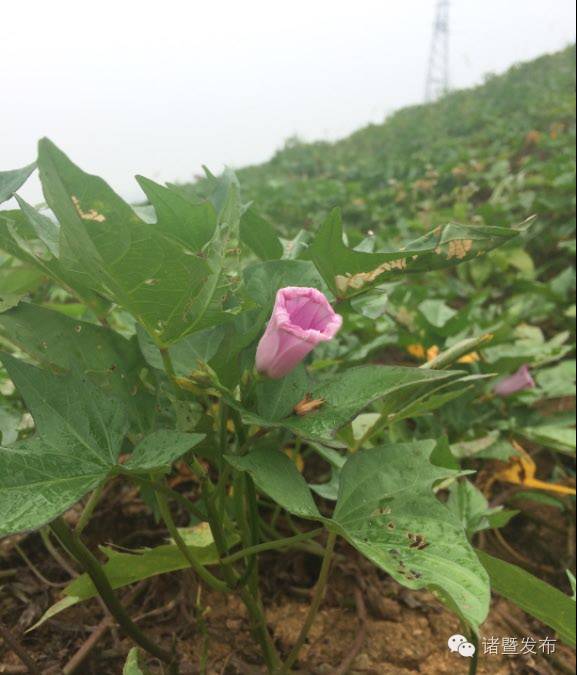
187, 46, 576, 258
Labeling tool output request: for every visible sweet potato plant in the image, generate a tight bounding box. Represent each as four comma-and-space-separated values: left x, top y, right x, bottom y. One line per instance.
0, 137, 574, 673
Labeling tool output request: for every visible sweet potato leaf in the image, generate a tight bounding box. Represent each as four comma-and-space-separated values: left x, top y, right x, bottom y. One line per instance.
309, 208, 532, 299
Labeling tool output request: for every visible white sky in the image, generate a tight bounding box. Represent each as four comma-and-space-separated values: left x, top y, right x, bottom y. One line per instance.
1, 0, 575, 204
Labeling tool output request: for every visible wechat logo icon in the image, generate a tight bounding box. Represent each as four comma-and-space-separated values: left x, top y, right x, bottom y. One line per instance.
448, 634, 476, 658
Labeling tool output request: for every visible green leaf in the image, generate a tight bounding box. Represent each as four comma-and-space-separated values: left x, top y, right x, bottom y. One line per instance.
37, 139, 232, 344
0, 437, 107, 537
244, 259, 329, 309
332, 442, 490, 630
0, 293, 24, 313
446, 479, 516, 536
255, 364, 310, 421
123, 648, 151, 675
418, 299, 457, 328
124, 430, 204, 472
0, 303, 156, 433
136, 324, 225, 378
308, 209, 530, 299
15, 196, 60, 257
135, 175, 216, 251
478, 551, 576, 646
0, 209, 108, 316
0, 355, 201, 536
239, 207, 283, 260
514, 424, 576, 455
226, 448, 321, 519
31, 525, 238, 629
0, 355, 128, 536
0, 163, 36, 204
1, 353, 127, 465
234, 366, 463, 443
388, 374, 490, 424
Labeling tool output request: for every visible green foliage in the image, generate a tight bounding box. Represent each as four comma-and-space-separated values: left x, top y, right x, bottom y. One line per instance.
0, 355, 202, 536
0, 163, 36, 204
37, 139, 236, 345
33, 525, 231, 629
229, 441, 490, 630
308, 208, 530, 300
0, 46, 575, 666
478, 551, 576, 646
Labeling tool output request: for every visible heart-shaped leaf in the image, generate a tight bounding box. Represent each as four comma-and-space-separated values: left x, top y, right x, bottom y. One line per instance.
331, 441, 490, 630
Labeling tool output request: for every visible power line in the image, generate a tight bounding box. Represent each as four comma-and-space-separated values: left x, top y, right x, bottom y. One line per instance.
425, 0, 451, 102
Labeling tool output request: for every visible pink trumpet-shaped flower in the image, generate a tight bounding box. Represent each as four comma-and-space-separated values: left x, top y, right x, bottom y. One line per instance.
256, 287, 343, 379
493, 364, 536, 397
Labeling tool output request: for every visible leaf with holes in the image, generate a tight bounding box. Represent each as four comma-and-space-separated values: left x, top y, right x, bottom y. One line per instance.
37, 139, 235, 344
331, 441, 490, 630
308, 208, 532, 299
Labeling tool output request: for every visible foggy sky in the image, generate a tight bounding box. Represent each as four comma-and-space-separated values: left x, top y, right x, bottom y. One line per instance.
2, 0, 575, 204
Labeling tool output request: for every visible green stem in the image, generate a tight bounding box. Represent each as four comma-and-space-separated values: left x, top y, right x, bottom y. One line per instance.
159, 347, 179, 393
200, 481, 238, 587
158, 346, 204, 398
50, 517, 176, 670
203, 479, 280, 670
221, 529, 323, 566
280, 530, 337, 673
155, 491, 230, 593
75, 483, 105, 535
468, 633, 479, 675
126, 473, 206, 521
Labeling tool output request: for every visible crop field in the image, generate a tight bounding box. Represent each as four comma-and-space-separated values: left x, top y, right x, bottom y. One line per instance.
0, 46, 575, 674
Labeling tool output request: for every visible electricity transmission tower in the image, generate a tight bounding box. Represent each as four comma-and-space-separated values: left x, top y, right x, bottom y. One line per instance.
425, 0, 451, 102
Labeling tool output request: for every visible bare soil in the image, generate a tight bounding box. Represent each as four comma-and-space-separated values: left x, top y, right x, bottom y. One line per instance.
0, 477, 575, 675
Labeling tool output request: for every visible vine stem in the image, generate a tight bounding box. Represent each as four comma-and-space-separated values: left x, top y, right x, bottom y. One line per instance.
155, 491, 230, 593
203, 477, 280, 670
468, 633, 479, 675
279, 530, 337, 673
127, 473, 206, 521
220, 528, 324, 566
75, 483, 105, 534
49, 517, 177, 672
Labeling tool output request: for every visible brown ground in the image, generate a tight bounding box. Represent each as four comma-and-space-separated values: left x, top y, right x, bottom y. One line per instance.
0, 477, 575, 675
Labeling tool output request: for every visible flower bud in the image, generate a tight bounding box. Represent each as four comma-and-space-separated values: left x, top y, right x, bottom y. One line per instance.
493, 364, 536, 397
255, 287, 342, 379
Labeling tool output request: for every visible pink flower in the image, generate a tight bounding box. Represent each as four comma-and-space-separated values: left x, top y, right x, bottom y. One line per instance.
256, 287, 343, 379
493, 364, 536, 397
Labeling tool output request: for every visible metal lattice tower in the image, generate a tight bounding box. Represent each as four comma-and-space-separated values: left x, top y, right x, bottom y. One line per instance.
425, 0, 451, 102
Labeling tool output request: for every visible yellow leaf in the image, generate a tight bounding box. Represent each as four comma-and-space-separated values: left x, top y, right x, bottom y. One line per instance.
494, 443, 576, 496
